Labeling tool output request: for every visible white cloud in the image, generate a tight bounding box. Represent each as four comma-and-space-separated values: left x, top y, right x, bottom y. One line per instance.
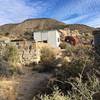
63, 15, 90, 24
63, 13, 100, 28
54, 0, 100, 27
85, 15, 100, 27
0, 0, 100, 27
54, 0, 99, 19
0, 0, 47, 25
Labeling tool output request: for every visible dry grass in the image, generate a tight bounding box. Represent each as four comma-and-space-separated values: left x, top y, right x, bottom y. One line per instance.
5, 45, 20, 66
0, 45, 22, 76
33, 45, 100, 100
40, 46, 56, 65
32, 45, 60, 72
0, 78, 17, 100
38, 74, 100, 100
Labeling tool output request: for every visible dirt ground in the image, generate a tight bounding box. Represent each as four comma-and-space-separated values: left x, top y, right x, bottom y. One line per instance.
0, 67, 52, 100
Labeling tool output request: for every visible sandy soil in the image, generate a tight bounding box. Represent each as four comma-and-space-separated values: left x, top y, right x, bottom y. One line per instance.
0, 67, 52, 100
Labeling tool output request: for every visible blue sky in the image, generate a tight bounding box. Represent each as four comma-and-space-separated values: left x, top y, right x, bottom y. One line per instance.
0, 0, 100, 27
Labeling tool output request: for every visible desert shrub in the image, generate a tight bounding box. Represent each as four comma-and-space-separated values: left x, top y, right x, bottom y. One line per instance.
0, 45, 21, 76
59, 42, 67, 49
56, 45, 94, 79
4, 45, 19, 67
36, 75, 100, 100
65, 75, 100, 100
64, 45, 76, 56
5, 32, 10, 36
44, 45, 96, 95
33, 45, 100, 99
24, 31, 33, 40
41, 47, 56, 63
64, 45, 93, 56
0, 56, 20, 77
40, 46, 57, 72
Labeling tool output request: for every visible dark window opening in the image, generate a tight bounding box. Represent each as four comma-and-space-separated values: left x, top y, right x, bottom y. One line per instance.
11, 40, 23, 42
32, 33, 34, 40
16, 42, 19, 45
58, 38, 60, 42
43, 40, 48, 43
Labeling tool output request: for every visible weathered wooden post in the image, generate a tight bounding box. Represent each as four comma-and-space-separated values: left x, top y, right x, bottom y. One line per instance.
93, 29, 100, 55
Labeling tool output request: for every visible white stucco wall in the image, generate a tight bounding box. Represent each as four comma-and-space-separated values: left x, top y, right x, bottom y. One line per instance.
41, 31, 48, 40
34, 31, 42, 41
33, 30, 60, 47
48, 30, 56, 47
56, 30, 61, 47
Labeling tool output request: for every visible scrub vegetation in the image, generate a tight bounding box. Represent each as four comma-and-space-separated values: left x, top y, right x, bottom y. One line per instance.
33, 45, 100, 100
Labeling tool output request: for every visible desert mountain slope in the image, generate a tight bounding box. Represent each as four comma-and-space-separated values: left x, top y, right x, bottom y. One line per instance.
0, 18, 66, 35
0, 18, 95, 38
65, 24, 95, 33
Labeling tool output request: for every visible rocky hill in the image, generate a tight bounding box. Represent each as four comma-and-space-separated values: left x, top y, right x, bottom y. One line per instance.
0, 18, 95, 39
65, 24, 95, 33
0, 18, 65, 37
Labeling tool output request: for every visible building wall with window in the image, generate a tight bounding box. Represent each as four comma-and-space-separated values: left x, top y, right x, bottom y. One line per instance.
33, 30, 61, 48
